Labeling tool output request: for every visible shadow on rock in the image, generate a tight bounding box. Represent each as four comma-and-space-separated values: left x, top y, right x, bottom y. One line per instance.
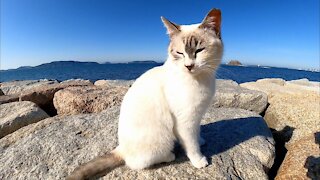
155, 116, 273, 168
268, 126, 295, 179
305, 132, 320, 180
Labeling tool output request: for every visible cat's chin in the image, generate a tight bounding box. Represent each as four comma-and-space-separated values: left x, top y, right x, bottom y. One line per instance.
185, 68, 215, 77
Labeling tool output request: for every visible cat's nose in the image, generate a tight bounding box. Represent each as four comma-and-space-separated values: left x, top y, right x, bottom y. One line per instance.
185, 64, 194, 71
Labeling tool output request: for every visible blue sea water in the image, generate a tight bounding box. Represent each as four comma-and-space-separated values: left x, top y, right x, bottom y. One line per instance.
1, 61, 319, 83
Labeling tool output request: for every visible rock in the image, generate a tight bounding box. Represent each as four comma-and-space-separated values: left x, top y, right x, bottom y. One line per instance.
0, 107, 275, 180
95, 80, 134, 87
53, 86, 129, 115
257, 78, 286, 86
61, 79, 92, 84
0, 101, 49, 138
227, 60, 242, 66
287, 78, 320, 87
0, 89, 4, 96
213, 79, 268, 114
101, 80, 135, 87
285, 79, 320, 93
0, 79, 58, 95
94, 80, 110, 87
19, 81, 93, 116
240, 78, 320, 100
0, 94, 19, 105
275, 132, 320, 180
240, 78, 320, 141
264, 93, 319, 144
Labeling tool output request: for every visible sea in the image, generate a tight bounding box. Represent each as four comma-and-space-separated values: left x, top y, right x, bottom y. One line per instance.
0, 61, 319, 83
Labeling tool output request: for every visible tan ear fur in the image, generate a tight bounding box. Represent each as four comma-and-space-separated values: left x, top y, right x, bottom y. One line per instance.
161, 16, 181, 38
199, 9, 222, 38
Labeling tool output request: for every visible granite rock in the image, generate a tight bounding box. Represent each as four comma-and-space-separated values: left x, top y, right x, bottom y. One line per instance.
0, 107, 274, 180
0, 101, 49, 138
276, 132, 320, 180
53, 86, 128, 115
0, 79, 58, 95
213, 79, 268, 114
19, 81, 93, 116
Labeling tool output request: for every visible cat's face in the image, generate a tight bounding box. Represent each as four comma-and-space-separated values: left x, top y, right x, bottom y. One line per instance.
162, 9, 223, 75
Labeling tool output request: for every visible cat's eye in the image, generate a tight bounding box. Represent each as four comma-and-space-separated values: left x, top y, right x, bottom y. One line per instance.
195, 48, 205, 54
176, 51, 184, 55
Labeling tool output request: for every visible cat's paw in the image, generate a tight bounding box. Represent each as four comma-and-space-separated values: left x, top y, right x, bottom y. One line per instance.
199, 136, 206, 146
191, 156, 208, 169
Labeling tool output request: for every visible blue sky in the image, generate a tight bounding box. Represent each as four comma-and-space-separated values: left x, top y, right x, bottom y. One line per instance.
1, 0, 319, 70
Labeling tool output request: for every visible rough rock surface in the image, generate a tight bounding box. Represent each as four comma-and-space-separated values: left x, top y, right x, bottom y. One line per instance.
264, 93, 320, 143
256, 78, 286, 86
213, 79, 268, 114
0, 101, 49, 138
53, 86, 129, 115
0, 79, 58, 95
241, 78, 320, 179
61, 79, 92, 84
240, 78, 320, 100
94, 80, 111, 87
0, 94, 19, 105
276, 132, 320, 180
0, 107, 274, 180
241, 78, 320, 143
100, 80, 135, 87
19, 81, 93, 116
0, 89, 4, 96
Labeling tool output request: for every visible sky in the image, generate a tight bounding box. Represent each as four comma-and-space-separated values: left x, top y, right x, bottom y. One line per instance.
1, 0, 319, 70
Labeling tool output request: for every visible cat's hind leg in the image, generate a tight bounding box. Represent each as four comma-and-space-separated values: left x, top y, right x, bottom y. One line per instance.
125, 152, 175, 170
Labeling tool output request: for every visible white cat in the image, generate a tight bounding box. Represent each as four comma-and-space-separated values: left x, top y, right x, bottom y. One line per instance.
67, 8, 223, 180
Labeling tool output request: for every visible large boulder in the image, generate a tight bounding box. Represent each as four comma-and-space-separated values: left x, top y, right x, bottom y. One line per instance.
240, 78, 320, 143
94, 80, 135, 87
240, 78, 320, 101
264, 93, 320, 143
19, 81, 93, 116
53, 86, 129, 115
60, 79, 92, 84
276, 132, 320, 180
0, 79, 58, 95
241, 78, 320, 179
0, 106, 275, 180
0, 101, 49, 138
213, 79, 268, 114
0, 94, 19, 105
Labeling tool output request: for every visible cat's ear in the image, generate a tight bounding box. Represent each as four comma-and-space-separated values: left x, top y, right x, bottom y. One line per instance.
161, 16, 181, 38
199, 9, 221, 37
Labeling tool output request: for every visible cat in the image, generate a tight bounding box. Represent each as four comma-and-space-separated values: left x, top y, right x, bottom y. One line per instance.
67, 8, 223, 180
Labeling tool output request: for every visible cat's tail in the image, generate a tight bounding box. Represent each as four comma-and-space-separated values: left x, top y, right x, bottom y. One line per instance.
66, 150, 124, 180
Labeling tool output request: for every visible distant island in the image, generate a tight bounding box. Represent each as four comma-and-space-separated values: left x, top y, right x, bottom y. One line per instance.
127, 61, 158, 64
227, 60, 242, 66
5, 60, 160, 71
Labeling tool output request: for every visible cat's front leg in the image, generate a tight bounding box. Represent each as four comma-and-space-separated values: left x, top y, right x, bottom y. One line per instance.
175, 123, 208, 168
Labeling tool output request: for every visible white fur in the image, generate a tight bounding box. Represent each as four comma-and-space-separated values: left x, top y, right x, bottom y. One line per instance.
116, 21, 222, 170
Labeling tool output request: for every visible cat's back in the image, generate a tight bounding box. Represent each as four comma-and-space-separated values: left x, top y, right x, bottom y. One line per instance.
119, 65, 167, 118
130, 65, 165, 89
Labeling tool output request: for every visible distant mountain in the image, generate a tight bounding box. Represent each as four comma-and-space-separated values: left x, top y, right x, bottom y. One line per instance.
8, 60, 159, 70
16, 66, 33, 70
35, 61, 100, 68
127, 60, 158, 64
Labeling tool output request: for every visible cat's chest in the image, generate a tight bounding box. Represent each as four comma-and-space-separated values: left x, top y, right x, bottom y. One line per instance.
164, 75, 215, 113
